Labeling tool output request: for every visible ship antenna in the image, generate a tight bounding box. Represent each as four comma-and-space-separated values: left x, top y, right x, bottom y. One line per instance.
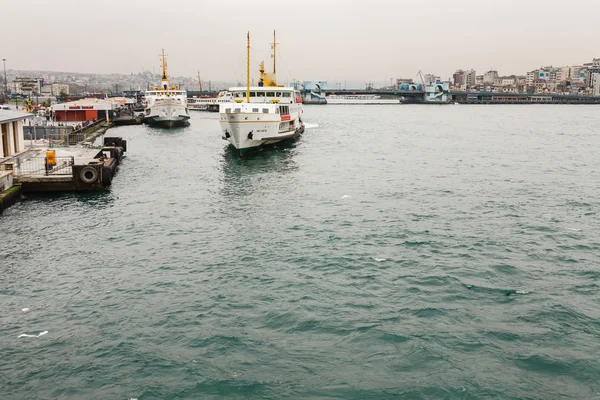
246, 32, 251, 103
272, 30, 277, 75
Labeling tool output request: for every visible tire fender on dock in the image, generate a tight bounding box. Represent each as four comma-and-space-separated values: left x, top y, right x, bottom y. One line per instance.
101, 166, 113, 186
80, 165, 99, 184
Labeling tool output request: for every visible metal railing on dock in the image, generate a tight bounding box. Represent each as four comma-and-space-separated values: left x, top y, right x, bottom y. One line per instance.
13, 156, 75, 176
23, 119, 107, 147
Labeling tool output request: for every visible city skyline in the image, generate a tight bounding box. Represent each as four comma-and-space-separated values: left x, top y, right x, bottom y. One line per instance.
3, 0, 600, 82
3, 54, 600, 95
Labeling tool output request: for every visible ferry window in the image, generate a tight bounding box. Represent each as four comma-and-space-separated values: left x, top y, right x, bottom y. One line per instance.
252, 108, 259, 112
266, 92, 275, 97
275, 108, 279, 114
282, 92, 291, 97
257, 92, 265, 97
276, 92, 282, 97
262, 108, 269, 113
250, 92, 256, 97
235, 108, 241, 112
226, 108, 232, 113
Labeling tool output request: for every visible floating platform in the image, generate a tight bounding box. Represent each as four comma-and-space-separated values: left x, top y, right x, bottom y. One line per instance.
8, 137, 127, 193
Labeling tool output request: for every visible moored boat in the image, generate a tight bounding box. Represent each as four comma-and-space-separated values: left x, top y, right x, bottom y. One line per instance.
326, 94, 401, 105
144, 50, 190, 128
219, 31, 304, 157
188, 91, 235, 112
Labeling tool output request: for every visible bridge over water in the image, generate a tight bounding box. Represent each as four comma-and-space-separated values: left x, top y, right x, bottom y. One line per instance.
185, 89, 600, 104
300, 88, 600, 104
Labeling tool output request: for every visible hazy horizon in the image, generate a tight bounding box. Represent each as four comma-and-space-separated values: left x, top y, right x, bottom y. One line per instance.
3, 0, 600, 83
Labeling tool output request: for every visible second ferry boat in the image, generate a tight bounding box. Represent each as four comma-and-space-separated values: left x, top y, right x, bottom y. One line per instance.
219, 31, 304, 157
188, 91, 235, 112
144, 50, 190, 128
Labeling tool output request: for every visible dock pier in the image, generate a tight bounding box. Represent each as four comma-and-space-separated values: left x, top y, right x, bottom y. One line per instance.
10, 137, 127, 193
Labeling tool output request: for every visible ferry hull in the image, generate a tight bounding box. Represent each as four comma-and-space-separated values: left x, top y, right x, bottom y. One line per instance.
220, 120, 304, 157
144, 103, 190, 128
145, 116, 190, 128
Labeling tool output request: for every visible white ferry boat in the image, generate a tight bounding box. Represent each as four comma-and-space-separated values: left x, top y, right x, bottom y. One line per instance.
188, 91, 235, 112
144, 50, 190, 128
219, 32, 304, 157
326, 94, 401, 105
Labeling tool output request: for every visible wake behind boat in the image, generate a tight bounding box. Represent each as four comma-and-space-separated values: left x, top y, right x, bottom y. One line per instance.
219, 31, 304, 157
144, 50, 190, 128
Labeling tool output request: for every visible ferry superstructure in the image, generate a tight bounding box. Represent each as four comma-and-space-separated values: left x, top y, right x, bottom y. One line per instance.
219, 31, 304, 157
144, 50, 190, 128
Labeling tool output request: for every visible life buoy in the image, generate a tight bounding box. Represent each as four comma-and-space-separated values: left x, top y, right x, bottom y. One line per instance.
80, 166, 98, 184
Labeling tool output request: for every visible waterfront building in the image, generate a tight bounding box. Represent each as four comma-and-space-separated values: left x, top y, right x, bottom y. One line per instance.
495, 76, 516, 86
570, 66, 585, 83
51, 83, 70, 96
556, 66, 571, 82
526, 71, 537, 87
13, 77, 44, 96
593, 73, 600, 96
464, 70, 476, 88
51, 98, 119, 122
0, 110, 28, 159
484, 70, 499, 84
423, 74, 441, 85
452, 70, 465, 87
583, 58, 600, 88
537, 66, 558, 81
453, 69, 476, 89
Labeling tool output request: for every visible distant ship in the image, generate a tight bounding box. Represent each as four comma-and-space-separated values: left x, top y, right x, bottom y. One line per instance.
219, 31, 304, 157
144, 50, 190, 128
325, 94, 401, 105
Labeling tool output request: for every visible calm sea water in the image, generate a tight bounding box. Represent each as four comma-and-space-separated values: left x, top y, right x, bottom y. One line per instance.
2, 105, 600, 399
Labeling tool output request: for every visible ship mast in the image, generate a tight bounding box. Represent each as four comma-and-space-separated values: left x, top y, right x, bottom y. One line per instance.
246, 32, 250, 103
272, 30, 277, 75
160, 49, 169, 92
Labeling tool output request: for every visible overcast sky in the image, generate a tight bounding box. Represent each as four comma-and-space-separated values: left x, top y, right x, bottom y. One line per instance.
3, 0, 599, 84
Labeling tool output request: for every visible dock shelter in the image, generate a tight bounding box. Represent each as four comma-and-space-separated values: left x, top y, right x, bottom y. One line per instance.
51, 98, 119, 122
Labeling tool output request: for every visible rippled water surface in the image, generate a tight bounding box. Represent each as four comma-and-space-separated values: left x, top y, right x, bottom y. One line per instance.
2, 105, 600, 399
